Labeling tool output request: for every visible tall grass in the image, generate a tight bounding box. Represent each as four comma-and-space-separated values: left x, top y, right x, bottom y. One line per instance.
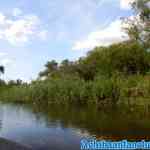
1, 74, 150, 109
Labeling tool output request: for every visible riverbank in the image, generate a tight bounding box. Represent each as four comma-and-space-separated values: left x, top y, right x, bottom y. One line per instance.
0, 74, 150, 111
0, 42, 150, 111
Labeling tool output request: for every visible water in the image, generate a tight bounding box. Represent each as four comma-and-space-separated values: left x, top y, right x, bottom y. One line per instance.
0, 102, 150, 149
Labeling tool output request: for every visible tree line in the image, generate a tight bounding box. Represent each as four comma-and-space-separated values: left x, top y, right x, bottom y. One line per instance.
0, 0, 150, 109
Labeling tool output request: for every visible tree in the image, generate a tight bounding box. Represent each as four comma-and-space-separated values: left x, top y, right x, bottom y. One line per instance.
7, 79, 23, 86
75, 56, 99, 80
80, 42, 150, 77
124, 0, 150, 47
39, 60, 58, 77
0, 66, 4, 74
0, 66, 5, 86
60, 59, 76, 75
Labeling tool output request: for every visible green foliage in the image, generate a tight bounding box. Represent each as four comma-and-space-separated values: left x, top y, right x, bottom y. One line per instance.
81, 42, 150, 77
1, 37, 150, 110
0, 0, 150, 112
39, 60, 58, 78
124, 0, 150, 47
0, 85, 30, 103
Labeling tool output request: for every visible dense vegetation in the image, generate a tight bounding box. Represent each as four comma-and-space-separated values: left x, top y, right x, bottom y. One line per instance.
0, 0, 150, 110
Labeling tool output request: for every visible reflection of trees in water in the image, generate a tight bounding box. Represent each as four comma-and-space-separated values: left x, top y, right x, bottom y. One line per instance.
31, 103, 150, 140
0, 102, 149, 140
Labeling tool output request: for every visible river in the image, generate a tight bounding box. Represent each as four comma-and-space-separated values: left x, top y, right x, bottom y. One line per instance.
0, 102, 149, 149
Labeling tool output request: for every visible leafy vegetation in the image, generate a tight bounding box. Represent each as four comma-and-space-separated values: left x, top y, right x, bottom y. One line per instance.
0, 0, 150, 110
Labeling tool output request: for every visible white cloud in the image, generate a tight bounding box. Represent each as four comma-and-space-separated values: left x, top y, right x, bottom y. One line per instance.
0, 10, 48, 46
120, 0, 134, 9
72, 19, 128, 51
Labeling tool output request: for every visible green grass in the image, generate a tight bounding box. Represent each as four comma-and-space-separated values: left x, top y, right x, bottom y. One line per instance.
1, 74, 150, 111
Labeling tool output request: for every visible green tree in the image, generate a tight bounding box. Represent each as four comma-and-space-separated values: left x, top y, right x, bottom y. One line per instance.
39, 60, 58, 78
80, 42, 150, 77
60, 59, 74, 73
124, 0, 150, 47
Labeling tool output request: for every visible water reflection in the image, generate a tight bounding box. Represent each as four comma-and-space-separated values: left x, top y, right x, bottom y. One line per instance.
0, 102, 150, 149
32, 103, 150, 140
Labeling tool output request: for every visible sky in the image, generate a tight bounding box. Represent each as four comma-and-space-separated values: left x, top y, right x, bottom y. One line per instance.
0, 0, 133, 81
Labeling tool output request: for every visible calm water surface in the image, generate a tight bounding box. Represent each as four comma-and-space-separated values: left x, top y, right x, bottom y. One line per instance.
0, 102, 150, 150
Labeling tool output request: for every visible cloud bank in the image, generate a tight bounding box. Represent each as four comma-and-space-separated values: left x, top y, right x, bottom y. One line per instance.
0, 8, 48, 46
72, 0, 135, 51
72, 19, 128, 51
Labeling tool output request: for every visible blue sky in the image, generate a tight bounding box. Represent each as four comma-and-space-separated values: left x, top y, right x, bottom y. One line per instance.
0, 0, 133, 81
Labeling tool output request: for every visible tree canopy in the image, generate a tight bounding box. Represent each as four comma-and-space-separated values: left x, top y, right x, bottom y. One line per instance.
124, 0, 150, 47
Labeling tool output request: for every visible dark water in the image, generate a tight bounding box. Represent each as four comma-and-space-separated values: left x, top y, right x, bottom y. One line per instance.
0, 102, 150, 150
